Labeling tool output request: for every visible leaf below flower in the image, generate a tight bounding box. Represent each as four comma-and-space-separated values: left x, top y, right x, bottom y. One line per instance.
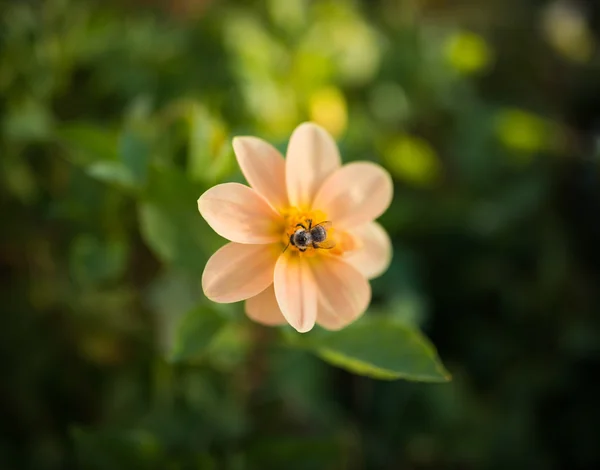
285, 316, 451, 382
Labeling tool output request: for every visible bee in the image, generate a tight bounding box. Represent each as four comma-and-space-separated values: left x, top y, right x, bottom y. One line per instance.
285, 219, 336, 253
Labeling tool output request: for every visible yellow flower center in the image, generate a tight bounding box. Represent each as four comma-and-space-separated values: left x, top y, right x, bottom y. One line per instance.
279, 207, 355, 257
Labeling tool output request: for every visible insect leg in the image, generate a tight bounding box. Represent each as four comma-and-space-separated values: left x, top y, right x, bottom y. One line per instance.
283, 234, 294, 254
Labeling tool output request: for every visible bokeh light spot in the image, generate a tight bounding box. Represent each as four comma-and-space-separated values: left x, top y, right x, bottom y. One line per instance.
308, 86, 348, 138
495, 108, 558, 155
444, 31, 493, 75
542, 1, 595, 63
384, 135, 441, 187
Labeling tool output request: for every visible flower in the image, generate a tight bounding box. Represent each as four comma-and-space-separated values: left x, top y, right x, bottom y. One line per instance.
197, 122, 393, 332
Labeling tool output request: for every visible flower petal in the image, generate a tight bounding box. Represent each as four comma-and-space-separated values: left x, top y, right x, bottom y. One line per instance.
313, 162, 393, 228
344, 222, 392, 279
274, 253, 317, 332
312, 256, 371, 331
198, 183, 282, 244
316, 299, 348, 331
202, 242, 278, 303
286, 122, 341, 209
233, 136, 288, 210
245, 285, 287, 326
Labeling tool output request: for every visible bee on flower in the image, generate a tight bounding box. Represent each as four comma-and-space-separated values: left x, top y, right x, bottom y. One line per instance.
198, 122, 393, 332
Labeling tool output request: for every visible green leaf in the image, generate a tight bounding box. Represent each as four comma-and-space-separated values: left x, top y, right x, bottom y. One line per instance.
69, 235, 128, 285
170, 306, 227, 362
56, 123, 119, 166
287, 316, 450, 382
4, 98, 54, 141
186, 102, 235, 184
56, 125, 150, 190
138, 166, 214, 274
71, 427, 162, 470
119, 131, 150, 186
86, 161, 137, 189
246, 435, 348, 470
206, 322, 252, 371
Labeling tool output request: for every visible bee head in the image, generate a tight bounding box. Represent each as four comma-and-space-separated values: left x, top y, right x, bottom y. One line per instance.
292, 229, 311, 248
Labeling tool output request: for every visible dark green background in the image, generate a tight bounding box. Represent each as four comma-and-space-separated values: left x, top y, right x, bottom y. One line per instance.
2, 0, 600, 468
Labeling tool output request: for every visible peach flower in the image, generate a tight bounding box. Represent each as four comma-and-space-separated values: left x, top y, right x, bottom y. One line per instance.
198, 122, 393, 332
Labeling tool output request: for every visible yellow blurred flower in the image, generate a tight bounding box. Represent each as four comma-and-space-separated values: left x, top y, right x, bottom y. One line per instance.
495, 109, 558, 155
309, 87, 348, 138
384, 135, 441, 187
444, 31, 493, 75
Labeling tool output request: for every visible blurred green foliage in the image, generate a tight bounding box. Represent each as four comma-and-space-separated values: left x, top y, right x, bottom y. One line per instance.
2, 0, 600, 469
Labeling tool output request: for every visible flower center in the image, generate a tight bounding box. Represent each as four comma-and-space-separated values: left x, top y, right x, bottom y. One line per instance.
280, 207, 352, 257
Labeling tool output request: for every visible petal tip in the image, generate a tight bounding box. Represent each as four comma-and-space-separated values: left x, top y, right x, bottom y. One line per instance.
197, 191, 208, 217
201, 281, 220, 304
294, 122, 337, 145
231, 135, 247, 150
292, 321, 316, 333
296, 121, 329, 134
202, 243, 278, 304
232, 135, 264, 152
201, 268, 222, 303
286, 121, 342, 207
195, 183, 282, 244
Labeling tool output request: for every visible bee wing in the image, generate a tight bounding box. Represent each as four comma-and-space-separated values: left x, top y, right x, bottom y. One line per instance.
314, 238, 337, 250
314, 220, 332, 229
